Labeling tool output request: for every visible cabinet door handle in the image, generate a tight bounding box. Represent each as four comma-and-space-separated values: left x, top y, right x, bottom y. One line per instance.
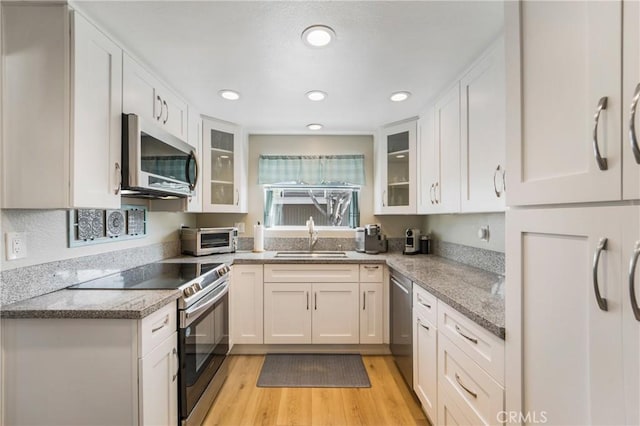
382, 190, 386, 207
493, 165, 503, 198
363, 292, 366, 310
187, 150, 199, 192
592, 96, 609, 171
455, 324, 478, 344
429, 183, 435, 204
434, 182, 440, 204
314, 292, 317, 310
455, 373, 478, 399
156, 95, 163, 120
630, 83, 640, 164
417, 295, 431, 309
417, 319, 430, 331
592, 237, 609, 311
114, 162, 122, 195
162, 100, 169, 124
235, 189, 239, 206
629, 242, 640, 321
502, 169, 506, 193
152, 315, 169, 333
172, 347, 179, 382
306, 291, 309, 310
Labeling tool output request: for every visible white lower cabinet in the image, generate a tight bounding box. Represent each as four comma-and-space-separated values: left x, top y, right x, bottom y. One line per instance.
413, 286, 438, 423
360, 282, 384, 344
506, 206, 635, 425
1, 302, 178, 426
231, 265, 264, 344
264, 282, 359, 344
412, 286, 505, 425
139, 332, 178, 426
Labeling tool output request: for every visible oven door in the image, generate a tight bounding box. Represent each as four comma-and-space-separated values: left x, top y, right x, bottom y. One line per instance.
178, 280, 229, 419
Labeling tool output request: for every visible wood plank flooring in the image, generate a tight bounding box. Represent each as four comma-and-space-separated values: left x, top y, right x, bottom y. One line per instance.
203, 355, 429, 426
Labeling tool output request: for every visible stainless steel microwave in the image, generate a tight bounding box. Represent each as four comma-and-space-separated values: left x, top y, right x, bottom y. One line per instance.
181, 227, 238, 256
121, 113, 198, 199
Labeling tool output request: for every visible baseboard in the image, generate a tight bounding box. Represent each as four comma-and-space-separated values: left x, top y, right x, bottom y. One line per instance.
230, 344, 391, 355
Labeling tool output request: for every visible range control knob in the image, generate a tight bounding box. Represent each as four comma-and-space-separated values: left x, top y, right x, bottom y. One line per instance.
183, 287, 195, 298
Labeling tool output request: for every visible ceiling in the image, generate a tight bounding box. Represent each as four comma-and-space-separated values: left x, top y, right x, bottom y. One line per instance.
76, 1, 504, 134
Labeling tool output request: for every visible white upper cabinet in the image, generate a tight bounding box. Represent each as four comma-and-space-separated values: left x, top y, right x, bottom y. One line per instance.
433, 84, 461, 214
623, 0, 640, 200
460, 38, 506, 212
2, 5, 122, 209
417, 108, 436, 214
377, 119, 418, 214
201, 116, 248, 213
505, 1, 622, 206
123, 53, 189, 142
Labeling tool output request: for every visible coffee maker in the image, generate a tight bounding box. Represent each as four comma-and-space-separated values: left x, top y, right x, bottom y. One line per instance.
358, 224, 388, 254
404, 228, 421, 254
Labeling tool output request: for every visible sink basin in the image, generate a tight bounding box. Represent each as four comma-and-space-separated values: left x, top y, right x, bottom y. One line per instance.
274, 251, 348, 258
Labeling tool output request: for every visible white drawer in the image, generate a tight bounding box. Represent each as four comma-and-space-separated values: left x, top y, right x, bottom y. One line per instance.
139, 302, 177, 358
438, 334, 504, 426
413, 285, 437, 325
438, 301, 504, 385
438, 384, 483, 426
359, 264, 383, 282
264, 264, 359, 282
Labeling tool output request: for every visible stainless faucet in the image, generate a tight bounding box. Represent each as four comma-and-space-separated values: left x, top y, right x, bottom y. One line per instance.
306, 216, 318, 251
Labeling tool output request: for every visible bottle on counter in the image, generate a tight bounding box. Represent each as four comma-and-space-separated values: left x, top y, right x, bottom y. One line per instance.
253, 221, 264, 252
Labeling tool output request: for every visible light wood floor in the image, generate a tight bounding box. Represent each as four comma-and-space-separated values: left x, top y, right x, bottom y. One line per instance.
203, 355, 429, 426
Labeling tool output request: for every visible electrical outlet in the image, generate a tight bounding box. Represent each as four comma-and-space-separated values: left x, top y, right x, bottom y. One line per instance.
234, 222, 245, 233
5, 232, 27, 260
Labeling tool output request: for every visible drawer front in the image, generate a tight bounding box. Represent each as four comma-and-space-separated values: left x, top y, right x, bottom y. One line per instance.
413, 285, 437, 325
438, 334, 504, 425
264, 264, 359, 283
438, 301, 504, 385
359, 264, 383, 282
139, 302, 177, 357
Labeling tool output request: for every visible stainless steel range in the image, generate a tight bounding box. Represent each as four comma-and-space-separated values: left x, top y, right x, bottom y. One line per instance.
69, 261, 231, 426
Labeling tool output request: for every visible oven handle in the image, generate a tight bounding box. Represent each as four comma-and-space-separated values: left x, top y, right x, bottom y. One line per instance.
182, 280, 230, 328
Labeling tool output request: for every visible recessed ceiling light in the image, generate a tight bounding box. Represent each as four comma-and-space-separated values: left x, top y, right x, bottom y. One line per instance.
306, 90, 327, 101
390, 91, 411, 102
219, 89, 240, 101
307, 123, 323, 130
302, 25, 335, 47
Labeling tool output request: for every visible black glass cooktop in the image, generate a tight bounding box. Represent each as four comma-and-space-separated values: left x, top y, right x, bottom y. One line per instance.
68, 262, 221, 290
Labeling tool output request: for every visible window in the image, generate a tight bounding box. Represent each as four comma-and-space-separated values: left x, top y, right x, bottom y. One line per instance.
258, 154, 364, 229
263, 185, 360, 228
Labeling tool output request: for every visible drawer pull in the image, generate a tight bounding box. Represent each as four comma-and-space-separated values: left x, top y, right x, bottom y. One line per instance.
455, 373, 478, 399
151, 315, 169, 333
455, 325, 478, 344
417, 319, 430, 331
417, 295, 431, 309
363, 265, 379, 270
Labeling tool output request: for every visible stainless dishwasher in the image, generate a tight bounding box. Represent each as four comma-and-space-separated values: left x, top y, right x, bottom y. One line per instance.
390, 269, 413, 388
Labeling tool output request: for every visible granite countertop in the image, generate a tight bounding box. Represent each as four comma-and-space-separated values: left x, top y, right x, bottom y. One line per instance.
171, 250, 505, 338
1, 250, 504, 339
1, 289, 181, 320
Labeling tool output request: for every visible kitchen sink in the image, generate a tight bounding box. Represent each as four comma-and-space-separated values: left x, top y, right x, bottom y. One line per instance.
274, 251, 348, 258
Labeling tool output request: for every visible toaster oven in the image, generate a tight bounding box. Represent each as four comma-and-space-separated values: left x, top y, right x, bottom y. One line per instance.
181, 227, 237, 256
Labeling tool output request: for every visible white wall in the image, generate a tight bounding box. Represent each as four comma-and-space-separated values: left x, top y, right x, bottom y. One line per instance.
423, 212, 505, 252
0, 209, 195, 271
197, 134, 424, 238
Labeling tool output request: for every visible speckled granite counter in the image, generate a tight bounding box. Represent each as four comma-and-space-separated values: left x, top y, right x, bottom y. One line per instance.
170, 250, 505, 338
1, 250, 503, 338
0, 289, 181, 319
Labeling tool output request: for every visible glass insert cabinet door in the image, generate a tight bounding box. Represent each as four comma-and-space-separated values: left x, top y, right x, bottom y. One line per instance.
387, 131, 410, 207
202, 117, 244, 212
381, 119, 417, 212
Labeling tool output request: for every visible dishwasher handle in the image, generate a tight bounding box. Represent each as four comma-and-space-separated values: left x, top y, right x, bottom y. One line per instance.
390, 276, 410, 294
